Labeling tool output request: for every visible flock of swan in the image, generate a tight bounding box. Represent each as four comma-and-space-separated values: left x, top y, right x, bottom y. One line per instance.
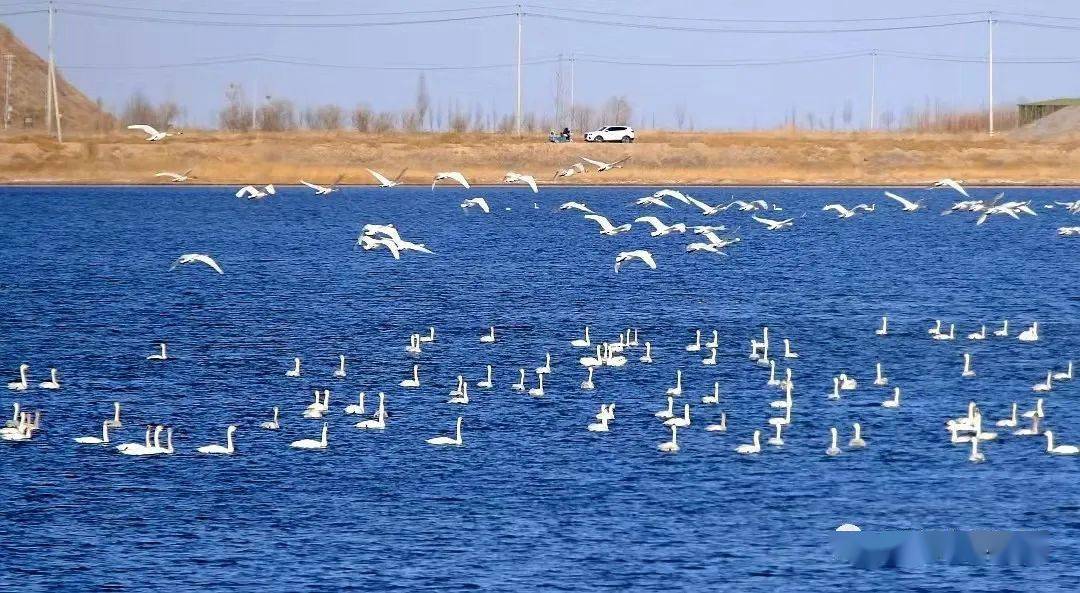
4, 309, 1074, 464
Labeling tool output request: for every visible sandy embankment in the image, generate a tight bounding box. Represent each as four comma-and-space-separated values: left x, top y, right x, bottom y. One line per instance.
3, 130, 1080, 186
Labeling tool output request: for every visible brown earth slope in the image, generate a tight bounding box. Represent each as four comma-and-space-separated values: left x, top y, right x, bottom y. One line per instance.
0, 24, 113, 131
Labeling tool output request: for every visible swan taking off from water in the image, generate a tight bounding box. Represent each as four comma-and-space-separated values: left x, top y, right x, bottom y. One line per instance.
1045, 431, 1080, 455
170, 253, 223, 274
427, 417, 463, 446
74, 421, 110, 445
634, 216, 687, 237
367, 168, 407, 187
826, 427, 841, 456
882, 387, 901, 408
127, 124, 178, 142
658, 425, 680, 453
235, 184, 276, 199
636, 195, 674, 209
736, 430, 761, 454
285, 357, 301, 378
1018, 322, 1039, 342
480, 326, 496, 343
558, 201, 594, 214
884, 191, 922, 212
155, 168, 195, 182
583, 214, 632, 236
260, 407, 281, 429
460, 197, 491, 213
432, 171, 470, 190
290, 423, 328, 450
751, 215, 795, 231
614, 250, 656, 272
300, 175, 345, 196
876, 316, 888, 336
197, 425, 237, 455
400, 365, 420, 388
503, 171, 539, 193
38, 368, 60, 390
7, 364, 28, 391
554, 162, 586, 180
930, 178, 969, 197
580, 155, 631, 172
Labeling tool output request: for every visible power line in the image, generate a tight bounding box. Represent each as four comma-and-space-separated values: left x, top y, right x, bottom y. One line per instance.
573, 51, 868, 67
54, 1, 518, 18
528, 4, 988, 24
526, 12, 987, 33
58, 8, 517, 28
62, 54, 561, 71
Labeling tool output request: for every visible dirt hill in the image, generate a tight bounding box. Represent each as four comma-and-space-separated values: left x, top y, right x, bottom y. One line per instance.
1010, 105, 1080, 141
0, 23, 113, 132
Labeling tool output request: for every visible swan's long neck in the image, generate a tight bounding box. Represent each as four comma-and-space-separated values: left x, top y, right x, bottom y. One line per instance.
164, 428, 173, 453
518, 368, 525, 382
882, 316, 888, 330
676, 370, 681, 388
50, 368, 57, 382
695, 329, 701, 345
753, 431, 760, 447
102, 422, 109, 442
293, 358, 300, 372
854, 424, 861, 438
769, 361, 776, 380
143, 426, 151, 447
584, 326, 590, 341
455, 418, 462, 443
273, 407, 279, 421
321, 424, 328, 445
671, 425, 678, 445
412, 365, 419, 382
876, 363, 883, 379
339, 355, 345, 371
160, 343, 167, 357
831, 428, 838, 448
486, 365, 492, 381
153, 426, 163, 448
1047, 431, 1054, 451
113, 402, 121, 423
1010, 402, 1017, 421
20, 366, 27, 383
226, 428, 234, 452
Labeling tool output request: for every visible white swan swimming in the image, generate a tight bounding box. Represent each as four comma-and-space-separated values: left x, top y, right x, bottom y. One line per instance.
702, 347, 717, 366
767, 423, 784, 446
587, 410, 610, 433
705, 412, 727, 432
334, 355, 347, 378
260, 406, 281, 429
658, 425, 680, 453
686, 329, 702, 352
147, 343, 168, 361
1018, 322, 1039, 342
962, 352, 975, 378
477, 365, 493, 389
778, 368, 794, 391
571, 326, 591, 348
122, 426, 173, 456
535, 353, 552, 375
603, 343, 626, 367
770, 382, 792, 409
7, 364, 28, 391
968, 325, 987, 341
664, 404, 691, 428
290, 423, 328, 449
838, 373, 857, 390
285, 357, 301, 377
580, 345, 602, 368
969, 436, 985, 463
418, 327, 436, 343
427, 417, 463, 446
1023, 398, 1045, 420
528, 372, 545, 397
640, 341, 653, 363
596, 403, 615, 423
106, 402, 122, 428
1014, 414, 1042, 436
736, 430, 761, 454
769, 406, 792, 427
400, 364, 420, 388
448, 375, 464, 397
993, 320, 1009, 337
927, 319, 942, 336
655, 396, 675, 419
705, 330, 719, 349
344, 393, 366, 415
580, 367, 595, 390
873, 362, 888, 386
405, 333, 422, 355
765, 363, 779, 387
828, 376, 841, 400
480, 326, 496, 343
1045, 431, 1080, 455
826, 427, 841, 456
1053, 361, 1074, 381
0, 414, 32, 441
116, 425, 154, 454
882, 387, 901, 408
1032, 371, 1052, 393
848, 423, 867, 448
511, 368, 526, 391
355, 394, 387, 430
39, 368, 60, 390
702, 382, 720, 405
448, 381, 470, 405
995, 403, 1018, 428
197, 425, 237, 455
783, 338, 798, 359
666, 370, 683, 397
74, 421, 110, 445
932, 324, 956, 341
876, 316, 888, 336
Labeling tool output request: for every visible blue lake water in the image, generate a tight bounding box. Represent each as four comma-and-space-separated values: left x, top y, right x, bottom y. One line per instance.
0, 185, 1077, 591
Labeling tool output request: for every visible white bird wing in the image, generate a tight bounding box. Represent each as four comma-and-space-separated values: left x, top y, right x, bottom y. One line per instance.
583, 214, 616, 232
633, 216, 666, 232
299, 180, 328, 193
558, 202, 593, 213
654, 189, 690, 204
884, 191, 917, 209
264, 184, 276, 195
579, 156, 609, 170
941, 178, 970, 198
475, 198, 490, 213
379, 239, 401, 259
172, 253, 223, 274
447, 172, 470, 188
685, 195, 717, 213
367, 169, 393, 186
127, 124, 160, 137
235, 185, 258, 198
700, 230, 725, 245
749, 199, 768, 209
616, 250, 656, 272
522, 175, 538, 193
155, 172, 183, 181
823, 204, 853, 217
751, 215, 784, 229
611, 155, 632, 167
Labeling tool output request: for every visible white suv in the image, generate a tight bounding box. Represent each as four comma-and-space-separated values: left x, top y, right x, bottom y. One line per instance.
585, 125, 635, 143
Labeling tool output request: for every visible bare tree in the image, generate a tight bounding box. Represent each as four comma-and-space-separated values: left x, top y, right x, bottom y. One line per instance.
352, 104, 374, 132
674, 102, 687, 130
302, 104, 343, 130
880, 109, 895, 130
258, 99, 296, 131
415, 73, 430, 131
219, 83, 253, 131
842, 100, 853, 128
601, 95, 633, 123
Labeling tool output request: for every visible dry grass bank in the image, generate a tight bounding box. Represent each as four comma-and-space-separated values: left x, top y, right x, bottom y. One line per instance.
4, 129, 1080, 185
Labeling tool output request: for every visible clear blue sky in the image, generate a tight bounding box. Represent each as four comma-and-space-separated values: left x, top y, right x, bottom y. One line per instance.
4, 0, 1080, 129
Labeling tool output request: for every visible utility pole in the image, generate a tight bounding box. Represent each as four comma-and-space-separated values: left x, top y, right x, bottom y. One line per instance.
515, 5, 522, 137
252, 80, 258, 131
45, 2, 53, 134
569, 53, 575, 131
47, 1, 61, 142
3, 54, 13, 130
869, 50, 877, 131
987, 12, 994, 135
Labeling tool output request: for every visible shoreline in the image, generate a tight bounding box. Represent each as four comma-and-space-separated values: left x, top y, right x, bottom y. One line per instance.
4, 182, 1080, 188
